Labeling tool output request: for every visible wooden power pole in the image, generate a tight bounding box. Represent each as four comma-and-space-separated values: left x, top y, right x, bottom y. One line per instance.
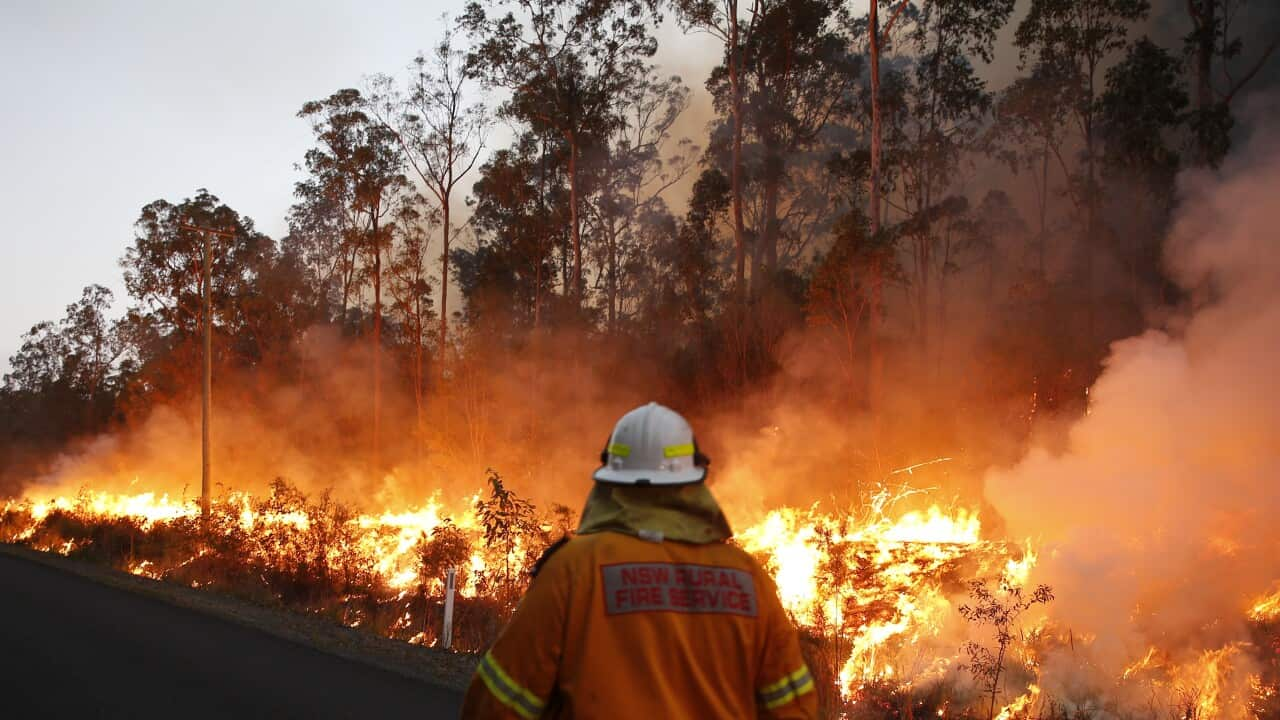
179, 222, 234, 521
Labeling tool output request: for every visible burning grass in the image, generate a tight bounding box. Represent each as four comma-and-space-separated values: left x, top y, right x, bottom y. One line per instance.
3, 477, 1278, 719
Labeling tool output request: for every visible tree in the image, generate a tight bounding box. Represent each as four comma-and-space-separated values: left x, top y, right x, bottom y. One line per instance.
460, 132, 568, 330
1015, 0, 1150, 342
705, 0, 857, 293
991, 55, 1075, 279
462, 0, 661, 309
121, 191, 278, 381
285, 176, 353, 324
1091, 37, 1187, 315
959, 579, 1054, 720
585, 70, 695, 332
4, 285, 127, 434
298, 89, 410, 470
474, 468, 538, 606
863, 0, 912, 427
674, 0, 762, 302
370, 26, 488, 368
386, 198, 438, 458
890, 0, 1014, 355
807, 213, 873, 395
636, 166, 726, 350
1184, 0, 1280, 166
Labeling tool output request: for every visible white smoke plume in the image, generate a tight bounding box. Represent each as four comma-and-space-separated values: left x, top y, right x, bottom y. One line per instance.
986, 114, 1280, 688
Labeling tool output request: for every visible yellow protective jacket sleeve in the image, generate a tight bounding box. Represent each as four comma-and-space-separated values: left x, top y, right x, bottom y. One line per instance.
460, 553, 567, 720
460, 531, 817, 720
754, 571, 818, 719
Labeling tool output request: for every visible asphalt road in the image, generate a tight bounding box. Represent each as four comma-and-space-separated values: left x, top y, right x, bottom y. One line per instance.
0, 553, 463, 719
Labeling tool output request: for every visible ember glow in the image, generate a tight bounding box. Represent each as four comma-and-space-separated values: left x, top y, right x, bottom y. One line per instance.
3, 461, 1279, 717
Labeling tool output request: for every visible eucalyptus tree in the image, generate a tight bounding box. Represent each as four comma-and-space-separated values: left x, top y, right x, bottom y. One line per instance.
1097, 37, 1188, 310
705, 0, 856, 293
888, 0, 1015, 353
460, 132, 569, 330
1184, 0, 1280, 166
123, 190, 274, 349
461, 0, 661, 309
369, 26, 488, 362
584, 70, 695, 332
990, 55, 1075, 279
386, 197, 438, 453
673, 0, 762, 301
4, 285, 124, 403
1015, 0, 1149, 340
2, 285, 128, 448
297, 88, 410, 468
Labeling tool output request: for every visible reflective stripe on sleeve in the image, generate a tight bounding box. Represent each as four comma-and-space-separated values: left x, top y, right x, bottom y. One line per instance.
758, 665, 816, 710
476, 651, 546, 719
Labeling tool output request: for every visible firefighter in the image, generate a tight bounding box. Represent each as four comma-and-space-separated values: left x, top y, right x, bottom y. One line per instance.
460, 402, 818, 719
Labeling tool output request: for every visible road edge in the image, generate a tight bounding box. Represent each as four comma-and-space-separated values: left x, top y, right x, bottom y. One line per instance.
0, 542, 478, 693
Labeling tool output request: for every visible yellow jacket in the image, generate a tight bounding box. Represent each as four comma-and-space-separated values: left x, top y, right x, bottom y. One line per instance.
460, 530, 817, 719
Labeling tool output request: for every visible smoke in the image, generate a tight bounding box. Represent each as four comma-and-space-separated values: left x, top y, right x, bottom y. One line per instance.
986, 112, 1280, 679
13, 321, 669, 515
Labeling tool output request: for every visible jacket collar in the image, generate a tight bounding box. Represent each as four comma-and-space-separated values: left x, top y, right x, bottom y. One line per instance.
575, 482, 733, 544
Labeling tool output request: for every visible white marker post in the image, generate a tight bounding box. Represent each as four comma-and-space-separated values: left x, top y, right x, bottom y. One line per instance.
442, 567, 457, 650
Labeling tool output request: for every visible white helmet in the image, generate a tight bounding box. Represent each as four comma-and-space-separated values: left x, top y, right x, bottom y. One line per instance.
593, 402, 710, 485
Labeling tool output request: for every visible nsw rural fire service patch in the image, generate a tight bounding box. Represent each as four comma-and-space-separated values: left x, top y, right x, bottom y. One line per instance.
601, 563, 758, 617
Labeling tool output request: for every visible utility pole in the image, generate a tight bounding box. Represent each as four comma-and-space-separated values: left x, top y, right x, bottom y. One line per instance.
179, 222, 234, 522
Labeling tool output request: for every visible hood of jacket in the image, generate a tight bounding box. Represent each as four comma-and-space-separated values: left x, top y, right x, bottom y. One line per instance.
576, 482, 733, 544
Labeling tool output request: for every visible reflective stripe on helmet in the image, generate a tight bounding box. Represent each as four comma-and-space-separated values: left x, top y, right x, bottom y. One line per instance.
662, 442, 695, 458
607, 442, 631, 458
477, 651, 546, 719
758, 665, 815, 710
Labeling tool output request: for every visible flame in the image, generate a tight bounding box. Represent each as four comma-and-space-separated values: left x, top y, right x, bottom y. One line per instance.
5, 477, 1278, 716
735, 491, 1026, 699
1119, 642, 1263, 719
1250, 588, 1280, 622
1122, 645, 1165, 680
994, 683, 1039, 720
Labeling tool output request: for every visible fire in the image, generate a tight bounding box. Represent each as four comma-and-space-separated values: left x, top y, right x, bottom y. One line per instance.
1251, 589, 1280, 623
735, 490, 1026, 700
5, 477, 1279, 717
1119, 641, 1267, 719
994, 683, 1039, 720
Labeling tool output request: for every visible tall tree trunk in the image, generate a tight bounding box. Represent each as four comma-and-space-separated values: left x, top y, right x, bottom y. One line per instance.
372, 212, 383, 473
415, 294, 424, 472
341, 243, 358, 330
757, 162, 780, 296
569, 132, 582, 306
534, 260, 543, 329
607, 217, 618, 332
1195, 0, 1216, 166
537, 136, 546, 329
1038, 136, 1049, 278
868, 0, 884, 423
439, 197, 450, 377
1084, 59, 1097, 346
729, 4, 747, 303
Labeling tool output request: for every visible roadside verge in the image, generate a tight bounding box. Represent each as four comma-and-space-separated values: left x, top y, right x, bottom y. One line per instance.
0, 542, 479, 692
